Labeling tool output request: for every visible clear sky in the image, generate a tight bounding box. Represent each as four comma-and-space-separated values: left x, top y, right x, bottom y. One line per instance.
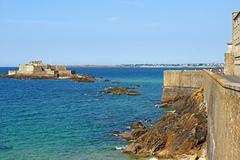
0, 0, 240, 66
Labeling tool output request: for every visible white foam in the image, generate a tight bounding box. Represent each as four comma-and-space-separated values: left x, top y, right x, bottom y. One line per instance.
148, 157, 158, 160
115, 146, 126, 150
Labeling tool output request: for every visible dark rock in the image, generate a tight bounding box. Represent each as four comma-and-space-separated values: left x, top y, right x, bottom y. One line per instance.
1, 73, 97, 83
0, 74, 56, 79
0, 74, 8, 78
135, 85, 143, 88
71, 74, 96, 82
103, 87, 140, 96
102, 79, 111, 82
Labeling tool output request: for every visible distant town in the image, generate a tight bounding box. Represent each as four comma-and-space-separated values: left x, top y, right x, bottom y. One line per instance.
68, 63, 224, 68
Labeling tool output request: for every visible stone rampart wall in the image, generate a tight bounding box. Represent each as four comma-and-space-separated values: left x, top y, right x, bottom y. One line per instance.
163, 70, 203, 88
162, 70, 240, 160
162, 70, 204, 102
224, 53, 235, 76
204, 71, 240, 160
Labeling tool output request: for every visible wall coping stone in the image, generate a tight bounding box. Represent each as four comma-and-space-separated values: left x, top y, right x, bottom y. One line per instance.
204, 70, 240, 92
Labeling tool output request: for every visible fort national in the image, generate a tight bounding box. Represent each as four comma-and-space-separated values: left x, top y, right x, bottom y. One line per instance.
0, 61, 96, 82
8, 60, 74, 78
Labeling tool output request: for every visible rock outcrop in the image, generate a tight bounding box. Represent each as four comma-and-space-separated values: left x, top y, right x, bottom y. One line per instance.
120, 88, 207, 159
71, 74, 96, 82
0, 74, 56, 79
103, 87, 140, 96
0, 73, 96, 83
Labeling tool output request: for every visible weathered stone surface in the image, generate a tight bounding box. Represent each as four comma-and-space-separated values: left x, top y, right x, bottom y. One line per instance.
121, 88, 207, 159
162, 69, 240, 160
103, 87, 140, 96
204, 70, 240, 160
163, 70, 203, 89
224, 52, 234, 75
225, 12, 240, 78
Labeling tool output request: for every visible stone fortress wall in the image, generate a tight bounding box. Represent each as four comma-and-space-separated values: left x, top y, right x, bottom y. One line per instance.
204, 71, 240, 160
162, 70, 240, 160
161, 70, 204, 103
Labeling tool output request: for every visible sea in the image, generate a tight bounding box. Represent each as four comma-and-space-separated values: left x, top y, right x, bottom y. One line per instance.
0, 67, 216, 160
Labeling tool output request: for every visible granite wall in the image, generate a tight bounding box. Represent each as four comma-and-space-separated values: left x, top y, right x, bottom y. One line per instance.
162, 70, 240, 160
224, 52, 235, 76
163, 70, 203, 88
204, 71, 240, 160
162, 70, 203, 102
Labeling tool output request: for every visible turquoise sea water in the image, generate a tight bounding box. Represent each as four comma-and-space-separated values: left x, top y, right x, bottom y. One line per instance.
0, 67, 216, 160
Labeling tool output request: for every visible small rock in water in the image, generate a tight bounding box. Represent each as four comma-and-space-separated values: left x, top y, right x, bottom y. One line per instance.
103, 87, 140, 96
102, 79, 111, 82
71, 74, 96, 83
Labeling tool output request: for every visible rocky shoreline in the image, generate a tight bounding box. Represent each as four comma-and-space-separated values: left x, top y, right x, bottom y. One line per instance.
0, 74, 56, 79
0, 73, 96, 83
115, 88, 207, 160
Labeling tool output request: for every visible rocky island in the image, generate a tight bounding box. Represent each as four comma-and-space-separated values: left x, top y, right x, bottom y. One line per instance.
0, 60, 96, 82
103, 87, 140, 96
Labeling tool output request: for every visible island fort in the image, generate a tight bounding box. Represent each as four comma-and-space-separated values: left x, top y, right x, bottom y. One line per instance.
8, 60, 74, 78
0, 61, 96, 82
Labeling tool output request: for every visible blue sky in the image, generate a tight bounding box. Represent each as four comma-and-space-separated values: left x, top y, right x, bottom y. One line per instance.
0, 0, 240, 66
